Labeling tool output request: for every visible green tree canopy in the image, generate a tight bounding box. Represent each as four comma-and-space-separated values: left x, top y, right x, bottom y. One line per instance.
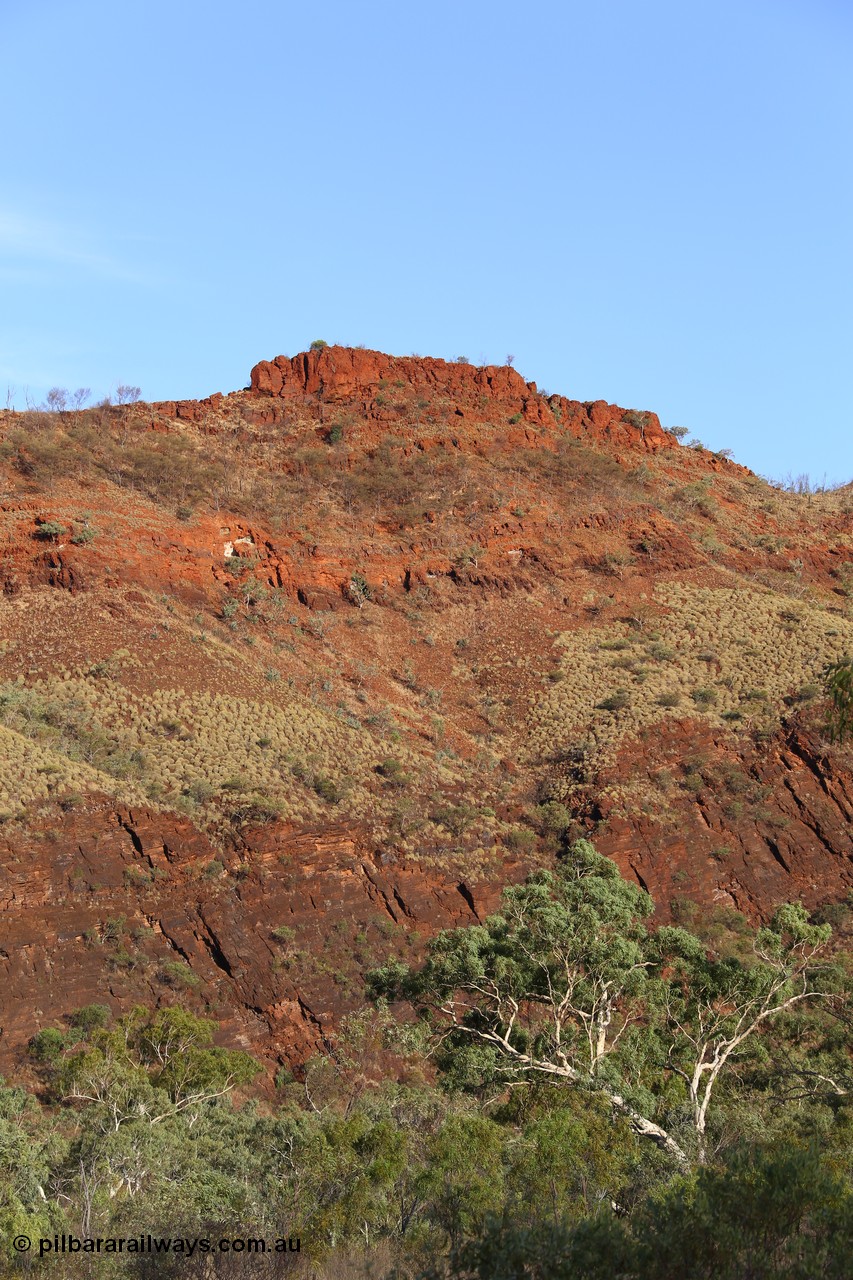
372, 841, 834, 1166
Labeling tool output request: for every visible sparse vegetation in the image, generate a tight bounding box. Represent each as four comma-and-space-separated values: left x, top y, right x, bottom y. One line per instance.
528, 584, 853, 792
0, 674, 435, 828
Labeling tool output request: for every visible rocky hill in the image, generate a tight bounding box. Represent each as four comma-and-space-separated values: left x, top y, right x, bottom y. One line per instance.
1, 345, 851, 1077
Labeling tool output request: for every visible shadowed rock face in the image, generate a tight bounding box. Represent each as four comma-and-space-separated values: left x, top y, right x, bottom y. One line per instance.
0, 346, 851, 1074
0, 801, 510, 1075
592, 721, 853, 917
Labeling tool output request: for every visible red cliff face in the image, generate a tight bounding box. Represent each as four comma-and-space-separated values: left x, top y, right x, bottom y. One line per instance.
0, 801, 518, 1073
249, 346, 676, 451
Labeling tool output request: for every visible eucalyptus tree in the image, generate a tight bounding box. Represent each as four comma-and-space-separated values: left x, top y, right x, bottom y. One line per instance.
372, 842, 835, 1167
55, 1006, 260, 1134
654, 903, 832, 1159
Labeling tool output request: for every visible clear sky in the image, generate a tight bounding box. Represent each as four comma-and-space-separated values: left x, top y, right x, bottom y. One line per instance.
2, 0, 851, 481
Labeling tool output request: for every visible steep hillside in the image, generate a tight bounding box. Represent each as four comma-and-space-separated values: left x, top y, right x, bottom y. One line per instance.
1, 345, 851, 1074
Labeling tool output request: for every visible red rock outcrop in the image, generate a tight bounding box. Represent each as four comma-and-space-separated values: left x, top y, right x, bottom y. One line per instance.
249, 346, 676, 451
592, 721, 853, 917
0, 800, 524, 1075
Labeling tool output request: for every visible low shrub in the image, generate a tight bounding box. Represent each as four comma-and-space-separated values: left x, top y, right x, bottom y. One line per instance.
598, 690, 631, 712
34, 519, 66, 542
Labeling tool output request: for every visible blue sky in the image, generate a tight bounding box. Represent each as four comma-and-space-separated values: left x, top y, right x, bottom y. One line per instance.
2, 0, 851, 481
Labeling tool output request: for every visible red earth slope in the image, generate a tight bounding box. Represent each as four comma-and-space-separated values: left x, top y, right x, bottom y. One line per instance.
0, 347, 850, 1074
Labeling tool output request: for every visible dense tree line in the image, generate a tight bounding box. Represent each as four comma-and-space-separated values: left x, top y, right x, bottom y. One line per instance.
3, 844, 853, 1277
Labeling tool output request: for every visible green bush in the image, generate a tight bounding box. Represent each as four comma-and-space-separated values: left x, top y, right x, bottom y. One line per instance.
431, 802, 477, 836
598, 689, 631, 712
159, 960, 201, 989
185, 779, 216, 803
34, 519, 66, 542
795, 682, 821, 701
349, 571, 371, 606
825, 656, 853, 742
657, 691, 681, 707
532, 801, 571, 835
221, 775, 248, 793
69, 1004, 111, 1033
505, 826, 537, 852
28, 1027, 67, 1062
377, 757, 409, 787
314, 774, 340, 803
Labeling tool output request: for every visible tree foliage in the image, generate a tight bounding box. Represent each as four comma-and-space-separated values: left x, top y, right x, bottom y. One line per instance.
45, 1006, 261, 1134
373, 842, 834, 1165
825, 655, 853, 742
436, 1146, 853, 1280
